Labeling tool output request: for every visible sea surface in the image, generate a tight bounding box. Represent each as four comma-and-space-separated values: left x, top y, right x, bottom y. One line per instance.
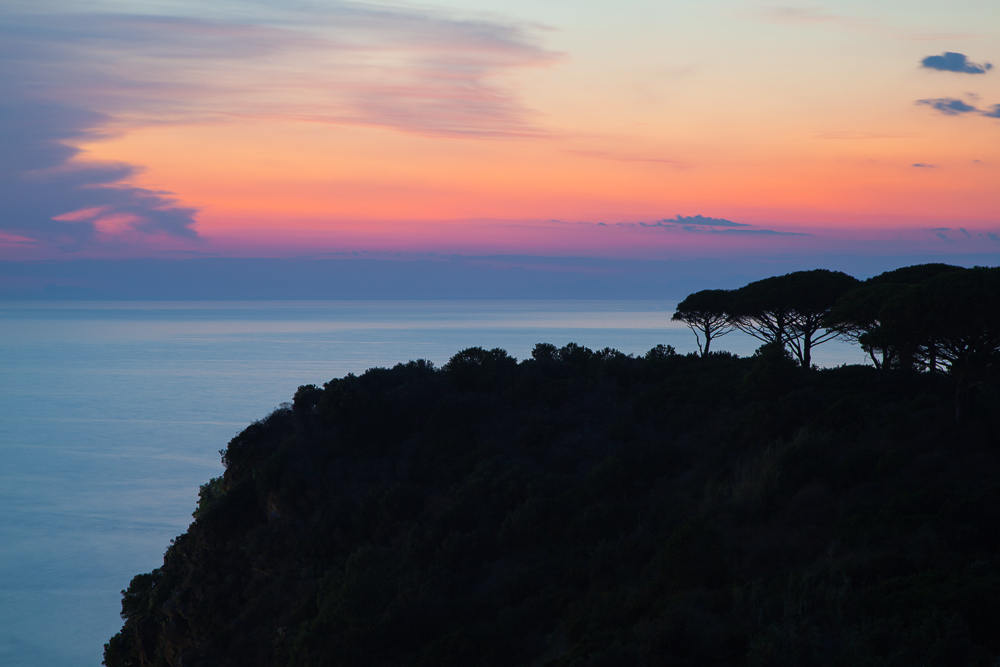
0, 300, 866, 666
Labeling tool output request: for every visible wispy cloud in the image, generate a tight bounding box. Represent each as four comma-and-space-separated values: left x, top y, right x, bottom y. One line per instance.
622, 215, 808, 236
1, 2, 556, 138
752, 6, 974, 41
916, 97, 977, 115
921, 52, 992, 74
566, 149, 685, 167
648, 214, 750, 228
924, 227, 1000, 244
817, 131, 915, 140
916, 97, 1000, 119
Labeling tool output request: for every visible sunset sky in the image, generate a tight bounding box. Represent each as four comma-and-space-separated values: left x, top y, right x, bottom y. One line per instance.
2, 0, 999, 260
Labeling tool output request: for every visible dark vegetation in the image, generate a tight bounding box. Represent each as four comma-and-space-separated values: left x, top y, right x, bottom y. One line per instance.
106, 265, 1000, 667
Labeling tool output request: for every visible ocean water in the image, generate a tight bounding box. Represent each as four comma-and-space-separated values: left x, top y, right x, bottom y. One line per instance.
0, 301, 866, 666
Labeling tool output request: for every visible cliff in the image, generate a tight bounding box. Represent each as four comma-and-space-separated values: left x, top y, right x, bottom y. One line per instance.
105, 343, 1000, 667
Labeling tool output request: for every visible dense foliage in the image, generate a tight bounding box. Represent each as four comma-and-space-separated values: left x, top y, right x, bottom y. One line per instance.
105, 331, 1000, 666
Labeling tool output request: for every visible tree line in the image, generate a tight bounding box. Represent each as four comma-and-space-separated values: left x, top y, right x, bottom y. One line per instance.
671, 263, 1000, 422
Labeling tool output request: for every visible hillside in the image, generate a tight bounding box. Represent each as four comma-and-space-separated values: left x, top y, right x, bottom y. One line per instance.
103, 341, 1000, 667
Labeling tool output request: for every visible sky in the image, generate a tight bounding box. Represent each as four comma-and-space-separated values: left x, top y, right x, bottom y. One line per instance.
1, 0, 999, 261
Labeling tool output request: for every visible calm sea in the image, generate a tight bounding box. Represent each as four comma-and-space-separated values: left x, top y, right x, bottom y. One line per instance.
0, 301, 865, 666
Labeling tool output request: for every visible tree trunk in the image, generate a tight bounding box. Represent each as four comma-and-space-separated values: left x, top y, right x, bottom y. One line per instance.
865, 345, 882, 370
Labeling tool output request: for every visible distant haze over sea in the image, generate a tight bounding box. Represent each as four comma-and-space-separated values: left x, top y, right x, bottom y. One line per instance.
3, 253, 998, 301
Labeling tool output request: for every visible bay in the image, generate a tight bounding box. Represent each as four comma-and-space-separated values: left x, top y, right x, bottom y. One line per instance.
0, 300, 865, 666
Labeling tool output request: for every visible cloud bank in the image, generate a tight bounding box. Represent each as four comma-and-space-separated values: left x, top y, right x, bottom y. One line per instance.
921, 52, 993, 74
0, 97, 200, 252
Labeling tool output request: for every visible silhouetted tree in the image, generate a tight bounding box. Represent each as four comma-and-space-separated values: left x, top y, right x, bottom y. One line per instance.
644, 343, 677, 360
557, 342, 595, 364
727, 277, 793, 346
730, 269, 859, 367
443, 347, 516, 371
443, 347, 517, 390
531, 342, 559, 362
828, 264, 1000, 422
828, 264, 965, 371
742, 341, 800, 398
671, 289, 734, 356
911, 267, 1000, 423
866, 262, 966, 287
827, 282, 907, 370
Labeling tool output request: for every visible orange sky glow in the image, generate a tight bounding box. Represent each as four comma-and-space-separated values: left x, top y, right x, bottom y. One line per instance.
2, 0, 998, 260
